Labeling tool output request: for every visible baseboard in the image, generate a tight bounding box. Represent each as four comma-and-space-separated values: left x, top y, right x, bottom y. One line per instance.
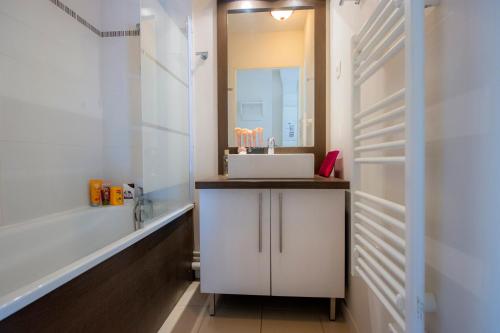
342, 301, 361, 333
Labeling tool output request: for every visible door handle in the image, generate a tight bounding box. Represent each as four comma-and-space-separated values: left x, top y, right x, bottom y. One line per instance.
258, 192, 262, 253
279, 192, 283, 253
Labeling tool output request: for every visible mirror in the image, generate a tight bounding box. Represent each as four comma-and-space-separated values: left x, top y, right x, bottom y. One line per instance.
227, 9, 315, 148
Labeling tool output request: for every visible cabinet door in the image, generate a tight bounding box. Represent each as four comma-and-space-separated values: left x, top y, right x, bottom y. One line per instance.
270, 189, 345, 298
200, 189, 271, 295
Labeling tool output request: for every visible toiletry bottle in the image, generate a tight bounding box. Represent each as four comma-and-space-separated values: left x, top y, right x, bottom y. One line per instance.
110, 186, 124, 206
223, 149, 230, 176
123, 183, 135, 201
101, 183, 111, 206
89, 179, 103, 207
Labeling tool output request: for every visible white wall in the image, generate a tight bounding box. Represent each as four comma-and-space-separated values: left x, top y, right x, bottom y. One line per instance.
101, 0, 142, 187
0, 0, 144, 227
192, 0, 219, 250
330, 0, 500, 332
0, 0, 103, 226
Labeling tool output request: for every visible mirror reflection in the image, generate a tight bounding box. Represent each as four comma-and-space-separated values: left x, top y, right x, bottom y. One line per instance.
227, 9, 315, 148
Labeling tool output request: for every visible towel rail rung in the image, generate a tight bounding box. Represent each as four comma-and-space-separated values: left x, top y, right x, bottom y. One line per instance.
358, 258, 399, 304
356, 18, 405, 76
354, 89, 405, 120
356, 264, 406, 330
354, 106, 405, 131
355, 190, 406, 214
355, 157, 405, 164
354, 0, 395, 55
355, 140, 406, 153
355, 38, 405, 86
355, 223, 406, 265
355, 213, 406, 247
357, 245, 405, 296
355, 201, 405, 230
354, 0, 390, 45
356, 234, 406, 281
355, 123, 405, 141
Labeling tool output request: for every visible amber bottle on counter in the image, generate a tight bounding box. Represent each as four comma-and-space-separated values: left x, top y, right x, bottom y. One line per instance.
89, 179, 103, 207
110, 186, 124, 206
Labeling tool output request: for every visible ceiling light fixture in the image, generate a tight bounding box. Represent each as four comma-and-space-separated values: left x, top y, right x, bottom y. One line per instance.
270, 10, 294, 21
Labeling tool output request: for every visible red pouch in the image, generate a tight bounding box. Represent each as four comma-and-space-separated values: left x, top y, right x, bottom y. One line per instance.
318, 150, 340, 178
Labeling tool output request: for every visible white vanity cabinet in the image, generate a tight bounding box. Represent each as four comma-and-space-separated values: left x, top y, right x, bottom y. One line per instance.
197, 177, 349, 318
199, 189, 271, 296
270, 189, 345, 298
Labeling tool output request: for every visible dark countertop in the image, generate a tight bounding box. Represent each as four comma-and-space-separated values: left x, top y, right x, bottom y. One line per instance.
195, 175, 350, 190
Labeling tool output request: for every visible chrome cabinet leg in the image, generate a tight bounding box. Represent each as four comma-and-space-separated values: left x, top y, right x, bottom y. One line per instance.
329, 298, 337, 321
208, 293, 216, 316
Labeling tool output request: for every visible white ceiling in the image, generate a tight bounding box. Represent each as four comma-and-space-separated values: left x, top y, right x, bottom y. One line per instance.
228, 9, 313, 34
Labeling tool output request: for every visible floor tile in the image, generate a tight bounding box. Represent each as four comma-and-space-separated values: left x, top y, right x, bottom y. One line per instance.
198, 302, 262, 333
320, 310, 350, 333
261, 307, 323, 333
170, 305, 206, 333
191, 295, 350, 333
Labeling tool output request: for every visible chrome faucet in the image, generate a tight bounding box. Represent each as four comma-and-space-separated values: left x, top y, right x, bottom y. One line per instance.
133, 187, 153, 230
268, 137, 276, 155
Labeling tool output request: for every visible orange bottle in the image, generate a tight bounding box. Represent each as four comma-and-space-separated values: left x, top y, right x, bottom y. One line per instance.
110, 186, 124, 206
89, 179, 103, 207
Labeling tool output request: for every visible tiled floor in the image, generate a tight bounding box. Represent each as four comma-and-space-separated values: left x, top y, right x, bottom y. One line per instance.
196, 295, 350, 333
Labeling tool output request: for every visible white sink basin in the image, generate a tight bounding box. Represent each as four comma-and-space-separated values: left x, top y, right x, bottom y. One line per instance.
227, 154, 314, 179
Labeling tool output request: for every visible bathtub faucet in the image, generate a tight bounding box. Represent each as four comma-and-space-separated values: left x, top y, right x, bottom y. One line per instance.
133, 187, 153, 230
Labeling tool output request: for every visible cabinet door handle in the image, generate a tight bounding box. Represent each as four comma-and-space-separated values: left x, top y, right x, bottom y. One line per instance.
258, 192, 263, 253
279, 192, 283, 253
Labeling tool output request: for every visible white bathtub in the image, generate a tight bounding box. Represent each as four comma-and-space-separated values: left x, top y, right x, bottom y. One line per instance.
0, 203, 194, 321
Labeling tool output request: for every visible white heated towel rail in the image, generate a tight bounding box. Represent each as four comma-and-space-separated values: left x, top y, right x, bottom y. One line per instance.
350, 0, 436, 332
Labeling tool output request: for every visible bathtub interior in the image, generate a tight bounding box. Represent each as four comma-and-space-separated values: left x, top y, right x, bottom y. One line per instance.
0, 205, 135, 298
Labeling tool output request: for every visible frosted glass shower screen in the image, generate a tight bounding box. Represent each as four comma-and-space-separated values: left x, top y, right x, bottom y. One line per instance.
140, 0, 191, 205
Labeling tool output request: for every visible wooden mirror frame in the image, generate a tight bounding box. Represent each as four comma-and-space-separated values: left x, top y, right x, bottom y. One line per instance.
217, 0, 327, 174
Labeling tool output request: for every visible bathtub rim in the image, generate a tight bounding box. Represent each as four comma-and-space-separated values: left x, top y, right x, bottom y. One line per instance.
0, 203, 194, 321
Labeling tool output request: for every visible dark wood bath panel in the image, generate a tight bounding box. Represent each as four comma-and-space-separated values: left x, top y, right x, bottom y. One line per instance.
0, 210, 194, 333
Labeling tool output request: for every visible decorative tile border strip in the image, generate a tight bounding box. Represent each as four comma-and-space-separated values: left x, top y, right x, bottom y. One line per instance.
49, 0, 140, 38
102, 30, 141, 38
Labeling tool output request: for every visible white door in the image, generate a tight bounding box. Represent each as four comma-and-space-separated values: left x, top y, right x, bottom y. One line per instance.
200, 189, 271, 295
270, 189, 345, 298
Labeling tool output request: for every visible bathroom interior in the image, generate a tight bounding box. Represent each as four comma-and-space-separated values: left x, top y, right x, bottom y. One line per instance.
0, 0, 498, 332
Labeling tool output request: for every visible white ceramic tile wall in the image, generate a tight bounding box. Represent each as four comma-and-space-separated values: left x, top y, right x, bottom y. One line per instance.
191, 0, 219, 252
330, 0, 500, 332
0, 0, 103, 226
100, 0, 142, 187
0, 0, 193, 227
100, 0, 140, 32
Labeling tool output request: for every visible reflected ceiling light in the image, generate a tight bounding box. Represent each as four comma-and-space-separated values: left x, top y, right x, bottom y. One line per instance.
141, 8, 154, 17
270, 10, 294, 21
